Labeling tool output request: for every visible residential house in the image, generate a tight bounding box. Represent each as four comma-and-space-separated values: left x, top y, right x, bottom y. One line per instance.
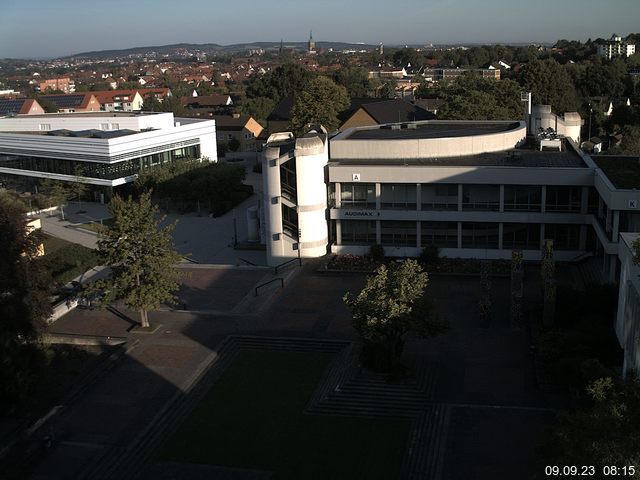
213, 114, 264, 153
41, 93, 101, 113
93, 90, 144, 112
0, 98, 45, 116
39, 77, 75, 93
339, 99, 435, 131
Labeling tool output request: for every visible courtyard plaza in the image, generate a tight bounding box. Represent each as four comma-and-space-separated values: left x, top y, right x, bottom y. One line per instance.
21, 253, 565, 480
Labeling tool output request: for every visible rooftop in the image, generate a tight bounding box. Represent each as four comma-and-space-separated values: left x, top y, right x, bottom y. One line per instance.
592, 155, 640, 189
341, 121, 521, 141
331, 142, 588, 168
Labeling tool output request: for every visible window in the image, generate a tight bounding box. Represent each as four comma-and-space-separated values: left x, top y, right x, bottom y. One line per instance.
544, 224, 580, 250
504, 186, 542, 212
421, 221, 457, 248
381, 221, 417, 247
422, 184, 458, 210
39, 123, 51, 131
280, 159, 297, 201
380, 184, 416, 209
228, 134, 234, 140
341, 183, 376, 209
341, 220, 376, 245
462, 185, 500, 211
282, 204, 298, 240
545, 186, 582, 213
502, 223, 540, 249
461, 222, 499, 249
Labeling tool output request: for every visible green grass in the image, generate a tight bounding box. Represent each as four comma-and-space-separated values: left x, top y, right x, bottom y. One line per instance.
40, 235, 99, 285
76, 217, 114, 233
158, 350, 411, 480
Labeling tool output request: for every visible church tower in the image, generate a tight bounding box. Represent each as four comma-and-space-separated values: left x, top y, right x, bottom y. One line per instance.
308, 30, 316, 54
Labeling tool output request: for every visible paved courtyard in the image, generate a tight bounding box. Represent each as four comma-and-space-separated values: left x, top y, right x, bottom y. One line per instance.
18, 260, 563, 480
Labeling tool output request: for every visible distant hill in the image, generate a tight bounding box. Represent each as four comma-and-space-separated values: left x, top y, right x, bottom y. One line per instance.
65, 41, 380, 59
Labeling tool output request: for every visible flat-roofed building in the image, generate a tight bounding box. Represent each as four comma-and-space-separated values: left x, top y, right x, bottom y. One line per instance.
0, 111, 217, 199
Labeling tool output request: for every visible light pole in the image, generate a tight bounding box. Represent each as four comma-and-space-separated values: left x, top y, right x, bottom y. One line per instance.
588, 104, 593, 141
297, 228, 302, 266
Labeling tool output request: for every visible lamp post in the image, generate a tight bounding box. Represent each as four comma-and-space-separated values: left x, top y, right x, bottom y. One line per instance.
588, 104, 593, 141
297, 228, 302, 266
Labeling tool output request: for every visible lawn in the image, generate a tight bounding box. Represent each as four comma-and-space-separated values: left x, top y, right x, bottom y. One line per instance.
75, 217, 114, 233
40, 234, 100, 285
158, 350, 411, 480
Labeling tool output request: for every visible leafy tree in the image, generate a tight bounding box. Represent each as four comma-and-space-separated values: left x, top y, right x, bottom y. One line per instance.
92, 192, 182, 327
39, 178, 71, 219
343, 259, 445, 370
334, 66, 371, 98
245, 63, 315, 103
228, 137, 241, 152
34, 95, 60, 113
437, 74, 523, 120
70, 165, 89, 211
239, 96, 275, 126
393, 48, 425, 69
0, 202, 52, 413
290, 76, 349, 133
537, 376, 640, 476
519, 59, 580, 113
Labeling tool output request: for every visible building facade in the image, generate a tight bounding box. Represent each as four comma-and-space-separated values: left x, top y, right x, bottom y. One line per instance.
0, 112, 217, 197
598, 34, 636, 59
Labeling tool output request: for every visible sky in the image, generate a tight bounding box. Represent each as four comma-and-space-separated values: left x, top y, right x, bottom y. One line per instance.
0, 0, 639, 58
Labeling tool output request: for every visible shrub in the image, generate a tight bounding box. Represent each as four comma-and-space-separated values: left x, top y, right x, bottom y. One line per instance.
369, 243, 385, 262
419, 244, 439, 266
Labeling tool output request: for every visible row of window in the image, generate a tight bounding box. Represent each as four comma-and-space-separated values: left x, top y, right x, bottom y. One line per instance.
338, 183, 591, 213
339, 220, 581, 250
0, 145, 200, 180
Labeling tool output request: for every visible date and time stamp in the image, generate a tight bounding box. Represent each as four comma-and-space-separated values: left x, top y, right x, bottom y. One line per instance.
545, 465, 637, 477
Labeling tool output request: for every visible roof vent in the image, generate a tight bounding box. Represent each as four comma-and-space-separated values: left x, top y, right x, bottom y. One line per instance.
391, 124, 401, 130
407, 123, 418, 129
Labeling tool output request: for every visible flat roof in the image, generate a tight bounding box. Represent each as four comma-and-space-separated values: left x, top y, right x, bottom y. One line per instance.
592, 155, 640, 189
341, 121, 521, 141
6, 112, 160, 119
331, 144, 588, 168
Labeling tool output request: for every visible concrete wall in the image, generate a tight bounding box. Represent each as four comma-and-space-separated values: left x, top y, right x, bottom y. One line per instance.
331, 121, 526, 159
616, 233, 640, 377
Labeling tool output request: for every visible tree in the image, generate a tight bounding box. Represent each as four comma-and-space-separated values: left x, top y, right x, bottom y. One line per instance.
334, 66, 372, 97
343, 259, 445, 371
290, 76, 349, 134
437, 74, 523, 120
92, 192, 182, 327
519, 59, 580, 113
245, 63, 315, 103
0, 201, 52, 412
39, 178, 71, 219
70, 165, 89, 212
239, 96, 275, 126
537, 376, 640, 475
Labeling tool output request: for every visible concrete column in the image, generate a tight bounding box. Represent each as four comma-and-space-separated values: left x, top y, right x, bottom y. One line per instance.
375, 183, 381, 210
579, 224, 587, 251
499, 185, 505, 213
613, 211, 620, 242
416, 184, 421, 211
335, 183, 341, 208
598, 196, 603, 218
376, 220, 381, 244
458, 184, 463, 211
609, 255, 617, 283
498, 223, 504, 250
606, 207, 612, 233
457, 222, 462, 248
336, 219, 342, 245
540, 223, 546, 250
416, 221, 421, 249
581, 186, 589, 214
540, 185, 546, 213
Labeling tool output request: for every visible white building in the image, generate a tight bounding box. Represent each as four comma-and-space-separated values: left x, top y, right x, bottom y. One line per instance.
0, 111, 217, 198
616, 233, 640, 377
598, 34, 636, 59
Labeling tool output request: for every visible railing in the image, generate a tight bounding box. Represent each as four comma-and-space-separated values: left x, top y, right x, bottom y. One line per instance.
238, 257, 257, 266
254, 277, 284, 296
274, 257, 301, 275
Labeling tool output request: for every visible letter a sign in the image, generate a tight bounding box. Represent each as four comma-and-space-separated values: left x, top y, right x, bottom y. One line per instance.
352, 173, 361, 182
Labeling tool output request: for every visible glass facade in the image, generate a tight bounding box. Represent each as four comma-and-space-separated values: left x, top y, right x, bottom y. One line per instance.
280, 159, 297, 201
341, 220, 376, 245
504, 186, 542, 212
461, 222, 499, 248
421, 184, 458, 211
462, 185, 500, 211
380, 184, 416, 209
544, 224, 580, 250
281, 204, 298, 240
0, 145, 200, 181
341, 183, 376, 209
502, 223, 541, 249
421, 221, 458, 248
381, 221, 417, 247
545, 186, 582, 213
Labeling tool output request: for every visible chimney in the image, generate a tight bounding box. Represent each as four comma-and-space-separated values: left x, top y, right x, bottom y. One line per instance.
232, 112, 241, 119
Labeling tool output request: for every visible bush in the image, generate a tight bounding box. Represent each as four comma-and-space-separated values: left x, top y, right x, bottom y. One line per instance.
369, 244, 385, 262
40, 244, 99, 285
419, 244, 439, 266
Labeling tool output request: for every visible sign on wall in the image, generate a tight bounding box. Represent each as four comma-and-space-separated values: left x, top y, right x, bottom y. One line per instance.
352, 173, 361, 182
629, 199, 638, 209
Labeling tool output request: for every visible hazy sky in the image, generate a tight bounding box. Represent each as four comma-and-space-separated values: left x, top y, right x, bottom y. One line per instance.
1, 0, 638, 58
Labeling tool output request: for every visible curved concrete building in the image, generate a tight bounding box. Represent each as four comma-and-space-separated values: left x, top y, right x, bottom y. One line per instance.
262, 127, 329, 266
